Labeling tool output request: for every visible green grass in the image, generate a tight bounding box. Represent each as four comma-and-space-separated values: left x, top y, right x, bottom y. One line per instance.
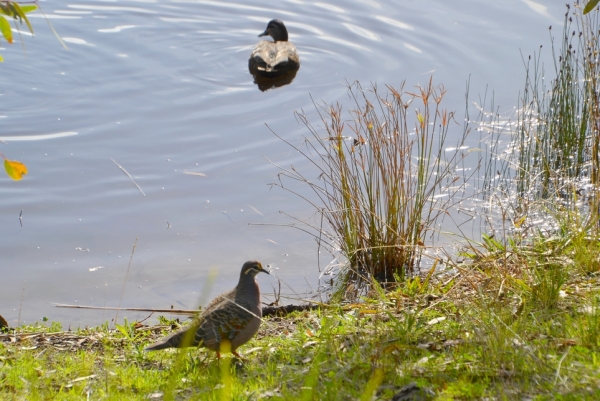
2, 242, 600, 400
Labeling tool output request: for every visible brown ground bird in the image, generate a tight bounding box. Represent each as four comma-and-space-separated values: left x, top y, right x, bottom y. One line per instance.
145, 260, 269, 358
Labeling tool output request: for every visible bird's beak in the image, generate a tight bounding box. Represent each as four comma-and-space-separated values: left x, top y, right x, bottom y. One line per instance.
259, 264, 270, 275
258, 28, 269, 38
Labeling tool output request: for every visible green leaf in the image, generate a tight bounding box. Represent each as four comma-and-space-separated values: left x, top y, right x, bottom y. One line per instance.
115, 324, 131, 338
20, 5, 37, 14
7, 2, 22, 22
482, 233, 505, 252
584, 0, 600, 14
0, 4, 10, 17
0, 16, 12, 44
10, 2, 33, 34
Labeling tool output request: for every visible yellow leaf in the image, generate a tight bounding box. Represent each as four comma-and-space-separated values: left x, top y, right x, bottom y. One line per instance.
4, 159, 28, 180
0, 15, 12, 44
10, 3, 34, 34
514, 216, 526, 228
19, 5, 38, 14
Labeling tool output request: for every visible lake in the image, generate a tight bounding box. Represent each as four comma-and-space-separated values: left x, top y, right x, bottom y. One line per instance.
0, 0, 566, 327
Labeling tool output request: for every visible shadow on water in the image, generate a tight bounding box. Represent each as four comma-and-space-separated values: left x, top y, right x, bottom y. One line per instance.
251, 70, 298, 92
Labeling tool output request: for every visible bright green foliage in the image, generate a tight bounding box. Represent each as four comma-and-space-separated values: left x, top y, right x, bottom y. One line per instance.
0, 15, 12, 43
0, 1, 37, 61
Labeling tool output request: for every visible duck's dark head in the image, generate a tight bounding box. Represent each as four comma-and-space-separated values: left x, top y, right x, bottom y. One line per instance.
259, 19, 289, 42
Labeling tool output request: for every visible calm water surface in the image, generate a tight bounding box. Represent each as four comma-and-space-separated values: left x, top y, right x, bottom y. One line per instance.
1, 0, 565, 326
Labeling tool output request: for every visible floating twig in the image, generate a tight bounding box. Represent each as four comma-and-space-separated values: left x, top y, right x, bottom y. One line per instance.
111, 158, 145, 196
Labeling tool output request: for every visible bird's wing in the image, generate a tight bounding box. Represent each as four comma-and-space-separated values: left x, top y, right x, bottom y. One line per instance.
251, 42, 280, 72
144, 320, 201, 350
273, 42, 298, 67
145, 288, 238, 350
194, 297, 254, 350
203, 288, 236, 314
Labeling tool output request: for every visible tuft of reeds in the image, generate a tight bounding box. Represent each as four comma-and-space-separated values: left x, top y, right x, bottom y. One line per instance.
271, 79, 475, 298
462, 3, 600, 340
504, 4, 600, 232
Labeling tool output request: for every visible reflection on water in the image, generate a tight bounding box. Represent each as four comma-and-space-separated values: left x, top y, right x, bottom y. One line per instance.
0, 132, 78, 141
0, 0, 567, 327
251, 70, 298, 92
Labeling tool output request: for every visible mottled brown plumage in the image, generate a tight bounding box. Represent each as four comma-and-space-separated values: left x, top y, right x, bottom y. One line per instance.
248, 19, 300, 77
145, 261, 269, 358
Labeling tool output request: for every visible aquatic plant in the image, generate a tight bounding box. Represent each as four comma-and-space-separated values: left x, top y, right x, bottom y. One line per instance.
503, 4, 600, 233
271, 79, 475, 298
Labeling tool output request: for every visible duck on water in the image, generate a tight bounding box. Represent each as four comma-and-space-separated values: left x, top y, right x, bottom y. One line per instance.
248, 19, 300, 78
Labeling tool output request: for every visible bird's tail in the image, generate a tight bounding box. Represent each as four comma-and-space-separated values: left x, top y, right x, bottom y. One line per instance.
145, 326, 199, 351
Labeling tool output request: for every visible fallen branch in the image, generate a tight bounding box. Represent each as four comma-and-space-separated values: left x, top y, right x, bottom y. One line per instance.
262, 304, 320, 317
53, 302, 325, 318
52, 303, 197, 316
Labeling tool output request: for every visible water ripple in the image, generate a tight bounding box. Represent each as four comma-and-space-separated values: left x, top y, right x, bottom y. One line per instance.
314, 3, 346, 13
98, 25, 137, 33
374, 15, 414, 30
404, 43, 422, 53
0, 132, 78, 141
62, 37, 94, 46
67, 4, 157, 13
321, 36, 369, 51
343, 23, 380, 41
